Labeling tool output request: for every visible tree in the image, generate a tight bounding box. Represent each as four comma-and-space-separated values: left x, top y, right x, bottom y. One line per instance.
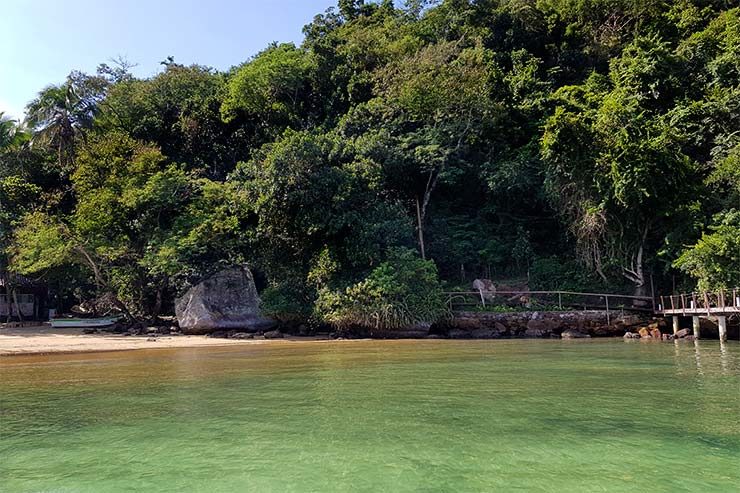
315, 247, 447, 332
350, 39, 499, 258
25, 73, 105, 169
0, 113, 28, 151
541, 34, 701, 293
675, 210, 740, 290
10, 132, 195, 317
221, 43, 315, 133
99, 64, 239, 179
232, 129, 410, 289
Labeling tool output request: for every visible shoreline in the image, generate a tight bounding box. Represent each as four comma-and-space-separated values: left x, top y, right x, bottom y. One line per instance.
2, 324, 731, 358
0, 325, 333, 357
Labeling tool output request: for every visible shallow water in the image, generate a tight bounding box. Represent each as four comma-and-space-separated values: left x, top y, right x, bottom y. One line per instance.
1, 339, 738, 492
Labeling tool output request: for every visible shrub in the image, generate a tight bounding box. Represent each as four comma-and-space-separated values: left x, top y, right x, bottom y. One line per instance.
260, 282, 312, 323
316, 248, 447, 331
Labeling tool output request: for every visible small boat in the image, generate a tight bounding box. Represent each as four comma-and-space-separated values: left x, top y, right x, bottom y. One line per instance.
50, 316, 121, 328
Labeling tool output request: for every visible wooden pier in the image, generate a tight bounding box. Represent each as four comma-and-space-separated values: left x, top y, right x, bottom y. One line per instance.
444, 287, 738, 341
656, 289, 739, 342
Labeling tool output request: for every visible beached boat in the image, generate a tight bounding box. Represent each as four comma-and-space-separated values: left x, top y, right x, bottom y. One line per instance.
50, 316, 121, 328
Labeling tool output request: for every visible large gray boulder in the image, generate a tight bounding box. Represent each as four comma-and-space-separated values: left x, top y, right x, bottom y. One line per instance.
175, 266, 274, 334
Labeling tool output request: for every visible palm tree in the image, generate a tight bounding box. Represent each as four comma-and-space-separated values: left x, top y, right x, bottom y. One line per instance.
0, 112, 28, 151
24, 77, 100, 169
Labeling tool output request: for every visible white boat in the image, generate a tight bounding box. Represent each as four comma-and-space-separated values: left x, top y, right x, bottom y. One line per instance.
50, 316, 121, 328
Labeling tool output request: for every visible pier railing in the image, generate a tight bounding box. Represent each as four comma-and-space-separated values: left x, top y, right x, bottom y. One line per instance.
444, 290, 654, 316
657, 288, 740, 316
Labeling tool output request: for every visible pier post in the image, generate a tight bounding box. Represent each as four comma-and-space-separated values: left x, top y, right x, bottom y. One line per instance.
717, 316, 727, 342
692, 316, 701, 339
672, 316, 679, 335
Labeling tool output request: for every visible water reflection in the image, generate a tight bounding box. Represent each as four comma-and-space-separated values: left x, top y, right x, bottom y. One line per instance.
693, 340, 704, 377
719, 340, 730, 376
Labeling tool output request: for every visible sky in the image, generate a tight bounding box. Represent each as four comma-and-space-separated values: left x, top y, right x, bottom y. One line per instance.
0, 0, 338, 120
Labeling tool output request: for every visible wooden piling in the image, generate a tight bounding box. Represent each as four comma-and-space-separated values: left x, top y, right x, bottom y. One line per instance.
718, 316, 727, 342
692, 316, 700, 339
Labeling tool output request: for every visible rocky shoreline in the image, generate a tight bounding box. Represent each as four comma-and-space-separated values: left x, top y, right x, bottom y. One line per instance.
432, 310, 649, 339
3, 309, 720, 357
100, 310, 662, 341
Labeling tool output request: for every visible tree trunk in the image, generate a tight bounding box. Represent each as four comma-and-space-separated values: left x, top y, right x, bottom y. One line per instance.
622, 221, 650, 294
152, 286, 163, 319
73, 245, 135, 322
415, 196, 426, 260
11, 287, 24, 323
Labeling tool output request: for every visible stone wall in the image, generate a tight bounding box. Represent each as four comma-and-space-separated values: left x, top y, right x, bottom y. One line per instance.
434, 310, 652, 339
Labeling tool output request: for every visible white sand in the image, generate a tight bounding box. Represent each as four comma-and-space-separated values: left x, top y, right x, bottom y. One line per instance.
0, 325, 319, 356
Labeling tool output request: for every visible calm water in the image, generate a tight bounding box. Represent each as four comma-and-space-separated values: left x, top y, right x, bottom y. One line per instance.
1, 339, 739, 492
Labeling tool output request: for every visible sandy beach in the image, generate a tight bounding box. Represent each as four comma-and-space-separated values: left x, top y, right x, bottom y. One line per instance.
0, 324, 323, 356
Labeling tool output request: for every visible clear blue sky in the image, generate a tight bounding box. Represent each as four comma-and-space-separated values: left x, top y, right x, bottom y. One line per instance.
0, 0, 338, 120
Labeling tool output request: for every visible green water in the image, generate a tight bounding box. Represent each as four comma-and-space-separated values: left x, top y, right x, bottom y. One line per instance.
1, 339, 738, 492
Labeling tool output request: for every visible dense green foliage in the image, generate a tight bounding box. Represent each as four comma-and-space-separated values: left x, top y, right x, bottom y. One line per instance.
316, 247, 447, 331
2, 0, 738, 327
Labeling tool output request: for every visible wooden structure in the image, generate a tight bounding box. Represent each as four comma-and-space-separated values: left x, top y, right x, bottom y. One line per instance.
656, 289, 739, 342
445, 290, 653, 326
0, 271, 48, 322
445, 288, 738, 341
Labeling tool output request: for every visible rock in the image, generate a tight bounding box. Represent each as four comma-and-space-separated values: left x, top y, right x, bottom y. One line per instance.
230, 332, 254, 339
662, 333, 674, 341
448, 329, 471, 339
146, 327, 159, 334
386, 328, 430, 338
470, 328, 498, 339
450, 318, 482, 330
472, 279, 496, 300
524, 328, 544, 338
561, 329, 590, 339
82, 328, 98, 334
684, 335, 695, 341
525, 319, 545, 331
263, 330, 284, 339
674, 328, 689, 339
638, 327, 650, 338
650, 328, 662, 339
175, 266, 275, 334
591, 325, 612, 336
623, 332, 639, 339
147, 337, 158, 342
618, 315, 644, 327
207, 330, 229, 339
110, 324, 127, 333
